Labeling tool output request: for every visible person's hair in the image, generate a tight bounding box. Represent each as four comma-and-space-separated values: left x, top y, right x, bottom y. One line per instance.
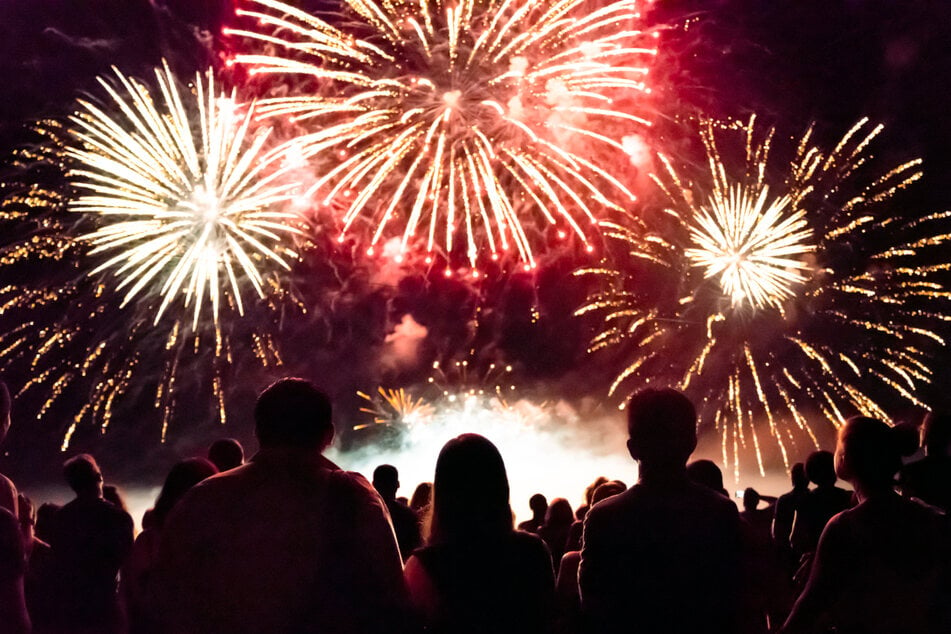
528, 493, 548, 515
373, 464, 399, 499
35, 503, 60, 542
584, 477, 609, 506
742, 487, 761, 512
686, 459, 727, 496
208, 438, 244, 471
63, 454, 102, 494
790, 462, 808, 489
545, 498, 574, 528
429, 434, 512, 543
838, 416, 913, 489
805, 450, 837, 487
627, 388, 697, 466
591, 480, 626, 506
151, 458, 218, 529
921, 412, 951, 456
409, 482, 432, 512
254, 378, 333, 449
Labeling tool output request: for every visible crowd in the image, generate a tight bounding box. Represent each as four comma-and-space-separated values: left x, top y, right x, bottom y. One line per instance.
0, 377, 949, 633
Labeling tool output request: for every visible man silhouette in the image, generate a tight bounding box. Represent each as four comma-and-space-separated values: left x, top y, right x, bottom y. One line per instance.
579, 388, 742, 634
372, 464, 421, 561
155, 378, 408, 633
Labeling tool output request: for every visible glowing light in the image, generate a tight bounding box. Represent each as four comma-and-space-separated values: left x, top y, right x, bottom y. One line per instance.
66, 62, 304, 326
578, 117, 951, 477
229, 0, 656, 264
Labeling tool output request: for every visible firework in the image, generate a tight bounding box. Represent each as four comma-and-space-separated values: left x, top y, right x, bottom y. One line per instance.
0, 63, 307, 445
356, 386, 435, 428
68, 61, 304, 326
577, 117, 951, 477
226, 0, 656, 265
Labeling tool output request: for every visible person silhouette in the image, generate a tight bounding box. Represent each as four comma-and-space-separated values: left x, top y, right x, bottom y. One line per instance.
772, 462, 809, 561
579, 388, 742, 634
155, 378, 409, 633
780, 416, 951, 633
517, 493, 548, 534
789, 450, 853, 559
899, 412, 951, 512
404, 434, 555, 634
207, 437, 245, 472
373, 464, 422, 561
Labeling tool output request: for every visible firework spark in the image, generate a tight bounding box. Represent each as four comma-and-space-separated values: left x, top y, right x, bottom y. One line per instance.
356, 386, 435, 428
227, 0, 656, 265
578, 117, 951, 477
0, 63, 308, 445
68, 61, 304, 326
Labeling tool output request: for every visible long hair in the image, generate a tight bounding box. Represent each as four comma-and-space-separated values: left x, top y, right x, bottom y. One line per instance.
429, 434, 513, 544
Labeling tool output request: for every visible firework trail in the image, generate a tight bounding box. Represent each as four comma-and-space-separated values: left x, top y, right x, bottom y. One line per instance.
0, 63, 306, 445
577, 117, 951, 477
226, 0, 656, 266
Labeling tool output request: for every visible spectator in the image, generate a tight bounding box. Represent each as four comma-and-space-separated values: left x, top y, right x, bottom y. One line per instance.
686, 459, 729, 497
555, 480, 626, 631
34, 502, 60, 545
517, 493, 548, 534
123, 457, 218, 634
373, 464, 422, 561
207, 437, 245, 472
899, 412, 951, 512
0, 381, 18, 517
19, 494, 54, 632
539, 498, 574, 567
409, 482, 432, 514
579, 388, 742, 634
0, 379, 28, 634
0, 507, 29, 634
772, 462, 809, 562
48, 453, 134, 633
404, 434, 555, 634
789, 450, 853, 559
740, 487, 777, 542
155, 378, 408, 633
780, 417, 951, 633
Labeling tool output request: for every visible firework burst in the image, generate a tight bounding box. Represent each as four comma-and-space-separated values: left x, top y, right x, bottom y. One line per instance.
226, 0, 656, 265
68, 61, 304, 326
0, 63, 307, 445
577, 117, 951, 477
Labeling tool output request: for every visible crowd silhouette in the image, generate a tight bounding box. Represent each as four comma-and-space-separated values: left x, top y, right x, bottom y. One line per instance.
0, 376, 949, 633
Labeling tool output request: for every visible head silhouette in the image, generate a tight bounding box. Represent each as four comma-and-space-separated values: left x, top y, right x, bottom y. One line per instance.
373, 464, 400, 500
626, 388, 697, 471
790, 462, 808, 489
152, 458, 218, 528
805, 450, 837, 487
591, 480, 627, 506
686, 459, 727, 496
528, 493, 548, 517
410, 482, 432, 512
921, 412, 951, 457
545, 498, 574, 528
63, 454, 103, 497
742, 488, 761, 512
254, 378, 334, 450
835, 416, 907, 490
208, 438, 244, 471
430, 434, 512, 542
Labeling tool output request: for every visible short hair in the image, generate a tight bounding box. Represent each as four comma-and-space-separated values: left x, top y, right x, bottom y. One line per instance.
528, 493, 548, 514
805, 450, 836, 487
208, 438, 244, 471
839, 416, 908, 487
686, 459, 727, 496
254, 378, 333, 449
627, 388, 697, 465
790, 462, 808, 488
63, 454, 102, 493
373, 464, 399, 494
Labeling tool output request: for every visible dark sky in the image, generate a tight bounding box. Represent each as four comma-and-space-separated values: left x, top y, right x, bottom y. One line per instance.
1, 0, 950, 483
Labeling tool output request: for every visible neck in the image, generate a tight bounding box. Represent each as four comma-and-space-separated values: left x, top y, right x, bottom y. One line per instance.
852, 482, 894, 503
637, 462, 687, 486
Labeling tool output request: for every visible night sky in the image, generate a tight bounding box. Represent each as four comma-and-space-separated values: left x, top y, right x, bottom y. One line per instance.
2, 0, 951, 486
